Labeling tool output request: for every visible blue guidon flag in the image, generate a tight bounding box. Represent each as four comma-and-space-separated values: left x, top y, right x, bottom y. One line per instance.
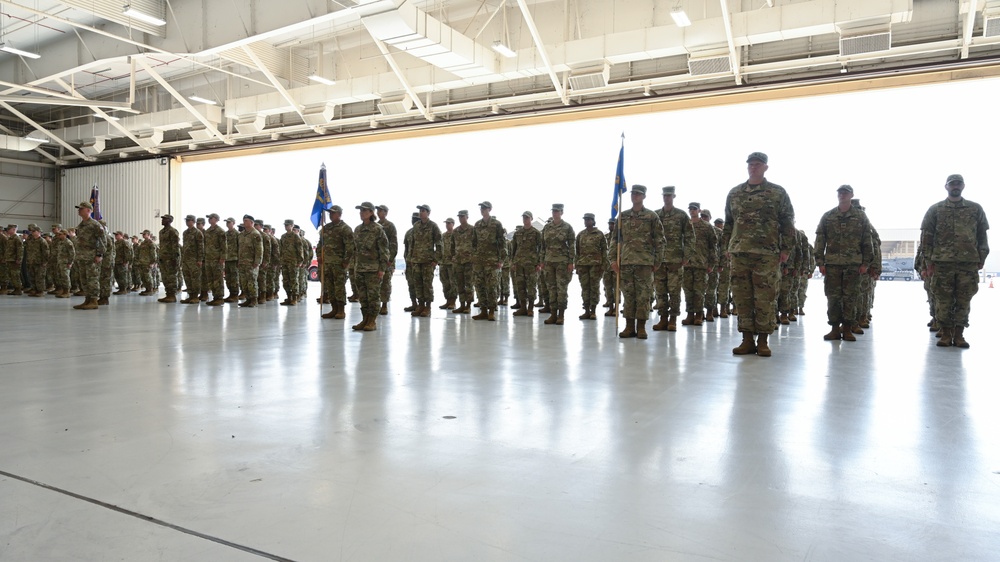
310, 163, 332, 229
89, 184, 103, 221
610, 135, 626, 220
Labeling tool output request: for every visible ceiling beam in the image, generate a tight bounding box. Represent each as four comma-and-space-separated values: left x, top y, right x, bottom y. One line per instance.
0, 96, 134, 109
133, 57, 230, 145
720, 0, 742, 85
514, 0, 567, 105
961, 0, 980, 59
51, 77, 146, 150
0, 101, 91, 161
239, 44, 308, 125
370, 38, 433, 122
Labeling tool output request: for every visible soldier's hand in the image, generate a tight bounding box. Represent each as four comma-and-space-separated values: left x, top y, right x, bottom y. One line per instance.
819, 266, 826, 276
95, 256, 102, 264
779, 252, 789, 263
567, 264, 574, 273
377, 271, 384, 279
927, 263, 935, 276
611, 262, 619, 274
859, 264, 869, 274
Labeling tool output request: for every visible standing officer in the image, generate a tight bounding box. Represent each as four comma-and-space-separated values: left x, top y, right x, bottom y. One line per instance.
794, 228, 813, 317
575, 213, 608, 320
318, 205, 355, 320
472, 201, 507, 321
376, 205, 398, 315
195, 217, 208, 301
352, 202, 390, 332
136, 230, 158, 296
180, 215, 204, 304
113, 231, 133, 295
714, 218, 732, 318
700, 209, 721, 322
813, 185, 874, 342
204, 213, 227, 306
224, 217, 241, 302
24, 225, 49, 297
602, 218, 618, 316
279, 219, 305, 306
3, 224, 23, 295
920, 174, 990, 348
681, 202, 717, 327
450, 210, 475, 314
511, 212, 542, 317
540, 204, 575, 326
611, 185, 664, 339
722, 152, 795, 357
439, 217, 457, 310
52, 229, 75, 298
409, 204, 442, 317
402, 212, 419, 312
72, 202, 106, 310
238, 215, 264, 308
653, 186, 694, 331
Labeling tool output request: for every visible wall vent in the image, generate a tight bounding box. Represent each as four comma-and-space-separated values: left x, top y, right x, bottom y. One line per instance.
568, 65, 610, 90
985, 16, 1000, 38
840, 32, 892, 56
688, 55, 731, 76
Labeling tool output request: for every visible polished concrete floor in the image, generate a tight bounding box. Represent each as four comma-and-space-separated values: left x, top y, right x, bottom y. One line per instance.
1, 279, 998, 561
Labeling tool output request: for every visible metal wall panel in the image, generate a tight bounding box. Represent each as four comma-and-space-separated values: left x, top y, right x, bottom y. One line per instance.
61, 159, 179, 238
0, 161, 58, 229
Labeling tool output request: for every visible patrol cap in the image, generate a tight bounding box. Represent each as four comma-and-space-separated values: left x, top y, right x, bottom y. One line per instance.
51, 223, 62, 229
56, 229, 68, 236
714, 218, 724, 225
142, 229, 151, 235
411, 212, 420, 219
552, 203, 565, 212
184, 214, 197, 222
327, 205, 343, 214
293, 225, 301, 230
700, 209, 712, 218
6, 224, 17, 229
661, 186, 675, 196
284, 219, 294, 226
630, 184, 647, 195
113, 230, 123, 236
444, 217, 455, 224
27, 223, 39, 231
688, 202, 701, 209
242, 214, 254, 221
254, 219, 264, 225
162, 214, 174, 221
608, 218, 616, 224
416, 204, 431, 212
457, 210, 469, 217
376, 204, 389, 212
356, 201, 376, 212
75, 201, 93, 210
225, 217, 236, 223
522, 211, 533, 219
196, 217, 205, 224
207, 213, 220, 220
746, 151, 768, 164
946, 174, 965, 184
263, 224, 272, 230
583, 213, 596, 220
837, 184, 854, 194
98, 219, 108, 227
478, 201, 492, 209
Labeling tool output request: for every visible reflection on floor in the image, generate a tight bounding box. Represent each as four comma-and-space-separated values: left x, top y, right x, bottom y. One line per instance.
1, 280, 998, 561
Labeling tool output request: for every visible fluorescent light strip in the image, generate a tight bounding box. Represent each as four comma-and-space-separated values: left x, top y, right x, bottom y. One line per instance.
95, 114, 120, 121
308, 74, 337, 86
24, 136, 48, 143
189, 95, 217, 105
0, 44, 41, 59
670, 8, 692, 28
491, 41, 516, 58
123, 5, 167, 26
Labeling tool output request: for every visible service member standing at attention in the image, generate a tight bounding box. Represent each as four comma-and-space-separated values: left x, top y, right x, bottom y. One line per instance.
318, 205, 355, 320
653, 186, 694, 331
376, 205, 398, 315
511, 212, 542, 317
24, 225, 49, 297
722, 152, 795, 357
352, 202, 390, 332
238, 215, 264, 308
714, 218, 733, 318
681, 202, 717, 327
540, 204, 575, 325
279, 219, 305, 306
450, 210, 475, 314
439, 217, 457, 310
402, 212, 419, 312
180, 215, 204, 305
575, 213, 608, 320
224, 217, 241, 302
699, 209, 721, 322
195, 217, 208, 301
112, 231, 133, 295
409, 204, 442, 317
813, 185, 874, 342
3, 224, 23, 295
602, 218, 619, 315
136, 230, 158, 296
611, 185, 664, 339
472, 201, 507, 321
52, 229, 75, 298
203, 213, 228, 306
72, 202, 106, 310
920, 174, 990, 348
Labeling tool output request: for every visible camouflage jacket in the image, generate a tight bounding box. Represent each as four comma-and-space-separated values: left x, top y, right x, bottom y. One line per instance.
318, 220, 355, 269
158, 225, 180, 260
4, 232, 22, 264
715, 226, 729, 269
722, 179, 795, 256
511, 226, 542, 267
402, 228, 414, 261
24, 236, 49, 265
300, 235, 314, 262
473, 217, 507, 264
409, 220, 442, 264
440, 230, 455, 265
689, 219, 719, 269
102, 232, 116, 268
115, 238, 133, 264
280, 231, 305, 265
182, 226, 204, 261
76, 217, 107, 259
238, 228, 263, 268
814, 206, 873, 267
452, 224, 475, 264
269, 234, 280, 267
796, 229, 814, 274
379, 219, 398, 261
54, 237, 76, 265
136, 239, 158, 265
657, 207, 695, 264
204, 224, 227, 262
353, 221, 389, 273
920, 198, 990, 265
225, 229, 240, 261
575, 227, 608, 267
541, 220, 575, 264
612, 206, 664, 266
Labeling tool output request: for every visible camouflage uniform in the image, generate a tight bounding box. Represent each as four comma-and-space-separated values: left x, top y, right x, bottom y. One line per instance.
4, 227, 23, 293
136, 234, 158, 294
99, 227, 116, 302
915, 245, 934, 324
511, 219, 542, 315
451, 216, 475, 311
655, 203, 694, 325
75, 215, 106, 301
814, 198, 874, 332
53, 234, 75, 295
238, 221, 264, 305
0, 230, 8, 292
409, 211, 442, 310
776, 228, 800, 321
181, 221, 204, 301
204, 219, 227, 303
611, 188, 664, 336
541, 213, 575, 315
402, 217, 417, 308
114, 235, 133, 293
24, 229, 49, 295
683, 212, 718, 323
224, 222, 240, 300
472, 209, 506, 318
353, 211, 390, 327
602, 222, 618, 309
575, 217, 608, 318
318, 214, 355, 309
499, 239, 512, 304
298, 231, 312, 301
439, 222, 457, 307
378, 214, 398, 306
795, 229, 813, 314
268, 229, 281, 299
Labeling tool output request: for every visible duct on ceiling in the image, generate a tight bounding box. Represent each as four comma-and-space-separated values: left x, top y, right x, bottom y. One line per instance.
0, 135, 47, 152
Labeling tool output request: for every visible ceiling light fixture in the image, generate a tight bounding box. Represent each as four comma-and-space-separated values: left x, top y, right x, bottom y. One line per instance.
24, 135, 48, 143
491, 41, 516, 58
122, 4, 166, 26
308, 73, 337, 86
189, 95, 217, 105
670, 8, 692, 28
95, 113, 120, 121
0, 43, 41, 59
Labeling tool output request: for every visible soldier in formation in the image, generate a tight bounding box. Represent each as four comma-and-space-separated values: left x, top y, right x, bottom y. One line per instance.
472, 201, 506, 321
540, 204, 575, 326
611, 185, 663, 339
575, 212, 607, 320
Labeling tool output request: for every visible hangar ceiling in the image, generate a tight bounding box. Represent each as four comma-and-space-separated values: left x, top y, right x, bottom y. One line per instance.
0, 0, 998, 165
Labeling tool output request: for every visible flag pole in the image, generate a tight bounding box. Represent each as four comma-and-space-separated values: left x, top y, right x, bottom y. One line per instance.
318, 163, 327, 313
614, 133, 624, 333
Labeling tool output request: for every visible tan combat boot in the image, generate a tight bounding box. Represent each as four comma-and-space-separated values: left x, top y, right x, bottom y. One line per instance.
851, 325, 864, 335
579, 307, 591, 320
732, 332, 757, 355
667, 314, 678, 331
73, 297, 91, 309
719, 307, 729, 319
952, 326, 970, 348
206, 298, 224, 306
841, 324, 856, 342
823, 324, 842, 341
705, 307, 715, 322
238, 296, 257, 308
681, 312, 695, 325
488, 308, 496, 321
636, 319, 648, 339
543, 310, 558, 325
380, 302, 389, 315
513, 305, 529, 317
652, 315, 669, 331
403, 299, 417, 312
539, 303, 552, 314
97, 296, 110, 306
158, 290, 176, 303
419, 302, 431, 317
321, 303, 337, 319
525, 303, 534, 317
555, 309, 564, 325
334, 302, 346, 319
363, 314, 377, 331
788, 311, 797, 322
693, 312, 704, 326
936, 327, 953, 347
604, 304, 617, 317
352, 313, 368, 331
779, 312, 790, 325
756, 333, 772, 357
472, 307, 489, 320
80, 297, 100, 310
618, 318, 636, 338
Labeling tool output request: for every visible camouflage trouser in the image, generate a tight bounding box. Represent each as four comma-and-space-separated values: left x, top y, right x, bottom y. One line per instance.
719, 266, 732, 310
731, 253, 780, 334
860, 275, 875, 319
136, 263, 153, 291
182, 258, 202, 295
474, 262, 500, 308
356, 270, 381, 317
7, 262, 23, 290
114, 264, 130, 291
500, 265, 511, 298
537, 268, 548, 304
931, 262, 979, 328
410, 262, 435, 303
298, 266, 308, 298
54, 265, 71, 292
620, 264, 654, 320
281, 263, 298, 298
46, 258, 54, 289
603, 266, 617, 305
577, 265, 603, 308
705, 270, 720, 311
100, 261, 114, 299
512, 264, 538, 304
349, 267, 359, 297
204, 260, 224, 299
439, 264, 455, 301
404, 264, 417, 301
153, 265, 162, 290
379, 264, 395, 303
654, 263, 683, 316
454, 262, 474, 304
795, 273, 808, 310
923, 274, 934, 318
225, 260, 240, 296
0, 262, 7, 289
28, 264, 46, 293
269, 265, 279, 296
256, 264, 267, 297
239, 265, 260, 298
78, 257, 100, 298
71, 259, 82, 291
777, 269, 797, 313
823, 264, 861, 326
544, 262, 573, 310
682, 266, 707, 313
323, 263, 349, 304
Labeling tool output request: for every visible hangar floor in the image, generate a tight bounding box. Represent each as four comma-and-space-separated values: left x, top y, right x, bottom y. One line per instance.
1, 279, 998, 561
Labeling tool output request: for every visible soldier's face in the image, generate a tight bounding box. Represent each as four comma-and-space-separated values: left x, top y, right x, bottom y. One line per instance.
285, 224, 293, 232
377, 209, 387, 221
837, 190, 852, 205
585, 218, 595, 229
459, 215, 468, 225
946, 180, 964, 198
329, 211, 341, 223
226, 221, 235, 230
446, 222, 454, 232
747, 160, 768, 181
480, 207, 490, 219
243, 219, 254, 229
186, 220, 195, 228
361, 209, 374, 222
630, 191, 644, 206
31, 230, 40, 238
662, 194, 674, 207
689, 208, 700, 219
551, 209, 562, 222
419, 209, 430, 221
522, 216, 531, 228
209, 217, 218, 226
162, 217, 170, 226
